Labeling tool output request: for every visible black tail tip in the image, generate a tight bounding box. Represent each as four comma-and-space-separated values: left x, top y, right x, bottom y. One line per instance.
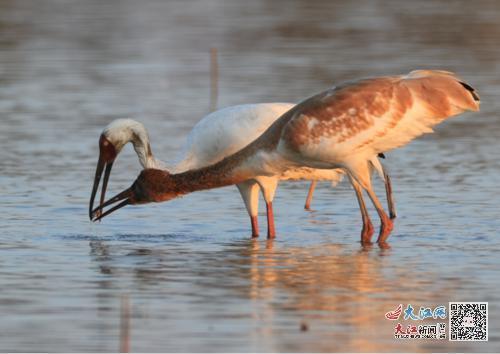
459, 81, 480, 102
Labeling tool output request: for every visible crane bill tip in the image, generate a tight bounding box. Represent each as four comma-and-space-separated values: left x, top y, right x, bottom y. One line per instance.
91, 199, 131, 222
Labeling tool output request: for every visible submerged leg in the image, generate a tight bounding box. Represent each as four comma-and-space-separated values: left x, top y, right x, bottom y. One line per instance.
364, 184, 394, 244
266, 201, 276, 239
250, 215, 259, 238
256, 176, 279, 239
304, 180, 317, 210
349, 159, 394, 244
382, 164, 396, 219
349, 175, 374, 244
236, 181, 260, 238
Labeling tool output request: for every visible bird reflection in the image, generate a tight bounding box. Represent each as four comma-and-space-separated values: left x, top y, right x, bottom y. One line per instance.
223, 239, 426, 351
88, 237, 451, 352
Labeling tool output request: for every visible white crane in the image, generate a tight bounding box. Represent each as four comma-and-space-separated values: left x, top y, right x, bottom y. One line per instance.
90, 70, 477, 245
90, 104, 394, 238
92, 70, 479, 244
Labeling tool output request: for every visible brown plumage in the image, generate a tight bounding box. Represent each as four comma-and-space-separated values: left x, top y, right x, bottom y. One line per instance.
281, 70, 479, 158
93, 70, 479, 245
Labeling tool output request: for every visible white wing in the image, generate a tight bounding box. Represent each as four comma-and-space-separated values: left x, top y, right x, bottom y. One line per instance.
173, 103, 294, 173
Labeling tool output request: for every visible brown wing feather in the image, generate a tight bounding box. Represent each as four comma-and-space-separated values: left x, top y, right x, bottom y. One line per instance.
281, 76, 406, 152
281, 70, 479, 155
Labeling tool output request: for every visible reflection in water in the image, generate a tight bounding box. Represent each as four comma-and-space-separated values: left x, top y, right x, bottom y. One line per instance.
87, 238, 464, 352
1, 0, 500, 351
223, 240, 419, 351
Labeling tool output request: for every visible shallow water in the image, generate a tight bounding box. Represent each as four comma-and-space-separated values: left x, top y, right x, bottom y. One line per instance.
1, 0, 499, 351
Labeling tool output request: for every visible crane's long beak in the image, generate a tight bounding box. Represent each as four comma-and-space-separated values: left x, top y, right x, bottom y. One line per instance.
91, 187, 132, 222
89, 135, 118, 220
89, 155, 114, 220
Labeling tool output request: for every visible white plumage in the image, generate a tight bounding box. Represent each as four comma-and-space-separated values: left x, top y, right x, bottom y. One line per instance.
93, 103, 351, 237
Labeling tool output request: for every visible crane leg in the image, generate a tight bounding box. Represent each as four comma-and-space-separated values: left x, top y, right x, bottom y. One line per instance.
256, 176, 279, 239
364, 184, 394, 244
349, 176, 374, 244
382, 164, 397, 219
304, 180, 317, 210
236, 181, 260, 238
266, 202, 276, 239
250, 216, 259, 238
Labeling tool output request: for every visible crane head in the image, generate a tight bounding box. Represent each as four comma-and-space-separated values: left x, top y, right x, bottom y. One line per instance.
90, 169, 176, 222
88, 119, 150, 220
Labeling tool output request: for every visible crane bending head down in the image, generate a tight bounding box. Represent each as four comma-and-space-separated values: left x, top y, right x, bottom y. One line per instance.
89, 119, 154, 220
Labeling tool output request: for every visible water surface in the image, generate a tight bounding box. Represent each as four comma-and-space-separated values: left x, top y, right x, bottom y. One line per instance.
1, 0, 499, 351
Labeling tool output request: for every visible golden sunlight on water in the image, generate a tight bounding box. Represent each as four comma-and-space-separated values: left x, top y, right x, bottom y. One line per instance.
0, 0, 499, 351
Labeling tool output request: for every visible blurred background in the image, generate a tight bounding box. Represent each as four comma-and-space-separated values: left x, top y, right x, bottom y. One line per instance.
0, 0, 499, 351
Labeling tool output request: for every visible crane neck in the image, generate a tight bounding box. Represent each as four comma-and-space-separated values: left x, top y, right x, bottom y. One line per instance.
129, 131, 168, 170
136, 105, 299, 202
144, 143, 289, 202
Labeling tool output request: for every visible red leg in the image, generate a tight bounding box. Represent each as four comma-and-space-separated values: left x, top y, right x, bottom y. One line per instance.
250, 215, 259, 238
266, 202, 276, 239
377, 213, 394, 244
350, 177, 374, 244
362, 219, 375, 243
364, 185, 394, 244
304, 180, 317, 210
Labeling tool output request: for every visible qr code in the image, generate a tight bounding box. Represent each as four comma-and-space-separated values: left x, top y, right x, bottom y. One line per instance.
449, 302, 488, 341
